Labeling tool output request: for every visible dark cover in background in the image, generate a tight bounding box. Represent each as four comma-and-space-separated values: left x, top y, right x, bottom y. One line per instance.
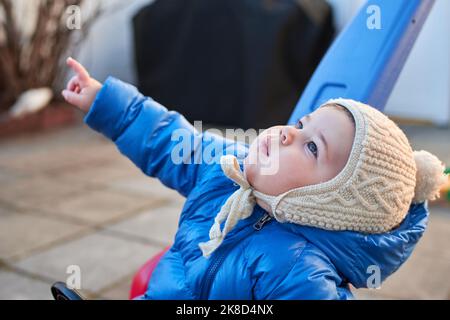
133, 0, 334, 129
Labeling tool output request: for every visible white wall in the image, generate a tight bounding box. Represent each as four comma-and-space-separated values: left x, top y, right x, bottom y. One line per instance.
77, 0, 153, 85
384, 0, 450, 126
326, 0, 449, 126
80, 0, 449, 126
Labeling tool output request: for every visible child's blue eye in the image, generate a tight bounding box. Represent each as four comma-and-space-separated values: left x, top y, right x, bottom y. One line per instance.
307, 142, 318, 157
296, 119, 318, 158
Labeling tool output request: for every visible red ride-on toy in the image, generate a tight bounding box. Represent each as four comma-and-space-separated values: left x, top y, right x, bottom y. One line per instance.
129, 246, 170, 299
51, 246, 170, 300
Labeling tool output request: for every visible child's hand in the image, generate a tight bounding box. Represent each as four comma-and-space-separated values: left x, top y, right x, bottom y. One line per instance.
62, 57, 102, 113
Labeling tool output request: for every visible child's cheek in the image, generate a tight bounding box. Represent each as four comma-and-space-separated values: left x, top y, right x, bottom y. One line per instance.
243, 159, 258, 188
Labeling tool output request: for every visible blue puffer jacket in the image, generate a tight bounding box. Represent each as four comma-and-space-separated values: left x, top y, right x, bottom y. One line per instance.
84, 77, 429, 299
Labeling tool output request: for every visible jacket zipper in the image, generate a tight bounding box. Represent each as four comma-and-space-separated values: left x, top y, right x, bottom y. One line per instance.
199, 212, 272, 299
253, 212, 273, 230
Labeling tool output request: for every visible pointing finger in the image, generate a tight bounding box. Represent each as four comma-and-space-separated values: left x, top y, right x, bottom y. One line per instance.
66, 57, 90, 83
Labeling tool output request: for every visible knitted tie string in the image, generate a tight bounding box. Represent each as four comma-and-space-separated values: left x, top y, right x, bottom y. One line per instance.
198, 155, 256, 258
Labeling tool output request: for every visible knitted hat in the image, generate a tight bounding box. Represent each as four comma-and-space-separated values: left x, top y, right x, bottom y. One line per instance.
199, 99, 448, 258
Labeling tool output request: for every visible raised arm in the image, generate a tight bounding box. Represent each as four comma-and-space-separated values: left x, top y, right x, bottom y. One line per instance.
62, 58, 229, 197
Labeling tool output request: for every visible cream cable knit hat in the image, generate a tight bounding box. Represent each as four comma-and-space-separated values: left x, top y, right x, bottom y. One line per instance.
198, 99, 448, 258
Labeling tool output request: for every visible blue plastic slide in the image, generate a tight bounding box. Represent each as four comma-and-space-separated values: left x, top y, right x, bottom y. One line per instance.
289, 0, 435, 123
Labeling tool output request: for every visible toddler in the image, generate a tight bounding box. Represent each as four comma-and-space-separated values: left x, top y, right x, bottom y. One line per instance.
62, 57, 447, 299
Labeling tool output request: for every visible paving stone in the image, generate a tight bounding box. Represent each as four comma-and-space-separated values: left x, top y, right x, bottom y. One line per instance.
373, 249, 450, 299
2, 145, 115, 174
13, 231, 161, 293
352, 288, 396, 300
0, 125, 112, 171
106, 204, 182, 245
35, 188, 167, 226
53, 159, 143, 187
107, 175, 185, 205
353, 253, 450, 300
354, 245, 450, 300
0, 167, 26, 184
355, 209, 450, 300
0, 206, 10, 215
0, 125, 146, 181
0, 210, 88, 261
0, 123, 97, 155
97, 274, 135, 300
415, 208, 450, 260
0, 175, 87, 209
0, 270, 53, 300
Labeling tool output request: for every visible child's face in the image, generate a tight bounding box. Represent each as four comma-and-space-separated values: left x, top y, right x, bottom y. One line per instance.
244, 107, 355, 196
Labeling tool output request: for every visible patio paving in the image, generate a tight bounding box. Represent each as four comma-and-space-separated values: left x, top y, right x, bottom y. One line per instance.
0, 119, 448, 300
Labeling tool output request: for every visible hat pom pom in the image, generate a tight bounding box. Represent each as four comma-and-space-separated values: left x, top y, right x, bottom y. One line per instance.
412, 150, 448, 203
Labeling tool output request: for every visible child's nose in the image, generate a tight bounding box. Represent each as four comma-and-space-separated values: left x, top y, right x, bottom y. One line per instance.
280, 126, 296, 145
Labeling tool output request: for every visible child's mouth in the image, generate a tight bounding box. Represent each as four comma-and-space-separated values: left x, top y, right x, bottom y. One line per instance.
260, 135, 270, 157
